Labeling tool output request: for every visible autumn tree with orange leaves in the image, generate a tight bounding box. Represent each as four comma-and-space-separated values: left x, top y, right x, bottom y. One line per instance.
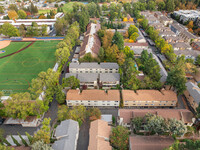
8, 10, 18, 20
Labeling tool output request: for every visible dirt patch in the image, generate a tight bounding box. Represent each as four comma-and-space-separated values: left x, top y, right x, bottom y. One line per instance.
0, 40, 11, 49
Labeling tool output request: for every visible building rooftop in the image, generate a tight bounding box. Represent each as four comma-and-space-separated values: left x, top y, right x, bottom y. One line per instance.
185, 82, 200, 104
122, 90, 177, 101
77, 73, 98, 82
100, 62, 119, 69
52, 119, 79, 150
172, 42, 192, 49
69, 62, 119, 69
99, 73, 120, 82
67, 90, 120, 101
129, 135, 174, 150
88, 119, 112, 150
119, 109, 193, 124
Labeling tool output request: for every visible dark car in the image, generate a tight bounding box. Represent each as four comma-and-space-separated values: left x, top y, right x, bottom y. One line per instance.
0, 117, 5, 125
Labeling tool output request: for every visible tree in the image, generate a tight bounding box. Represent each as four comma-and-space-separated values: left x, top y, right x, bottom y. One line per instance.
69, 105, 87, 126
187, 21, 194, 30
98, 47, 105, 61
55, 84, 66, 104
195, 55, 200, 66
144, 114, 166, 135
166, 62, 186, 95
31, 140, 53, 150
62, 76, 80, 89
18, 9, 27, 19
166, 0, 175, 12
130, 32, 139, 42
167, 118, 187, 136
87, 108, 101, 121
55, 46, 70, 65
112, 31, 124, 50
33, 118, 51, 144
123, 46, 134, 58
102, 31, 114, 49
8, 4, 18, 12
117, 52, 126, 66
55, 18, 68, 35
0, 6, 4, 14
105, 44, 119, 62
147, 0, 156, 11
18, 132, 28, 146
0, 144, 14, 150
8, 10, 18, 20
128, 25, 138, 38
57, 105, 70, 122
158, 1, 166, 11
132, 117, 143, 132
41, 25, 47, 36
19, 24, 26, 37
110, 126, 129, 150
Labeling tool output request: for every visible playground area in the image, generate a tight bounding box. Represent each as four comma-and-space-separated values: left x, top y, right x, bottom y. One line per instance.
0, 40, 60, 95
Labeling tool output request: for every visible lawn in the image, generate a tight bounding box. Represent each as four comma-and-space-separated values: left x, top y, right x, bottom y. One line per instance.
62, 2, 85, 13
0, 42, 31, 57
38, 9, 57, 14
0, 40, 60, 95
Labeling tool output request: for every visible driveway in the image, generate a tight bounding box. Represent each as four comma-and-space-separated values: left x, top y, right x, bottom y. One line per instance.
177, 95, 186, 109
77, 119, 90, 150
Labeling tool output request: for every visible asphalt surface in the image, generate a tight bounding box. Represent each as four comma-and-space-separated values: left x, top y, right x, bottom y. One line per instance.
77, 119, 90, 150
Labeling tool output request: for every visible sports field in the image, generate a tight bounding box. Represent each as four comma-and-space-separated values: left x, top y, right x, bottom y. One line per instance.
0, 40, 60, 95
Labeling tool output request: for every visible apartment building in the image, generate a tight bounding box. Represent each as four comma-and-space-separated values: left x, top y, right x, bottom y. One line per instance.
118, 109, 194, 128
99, 73, 120, 89
159, 31, 176, 37
122, 90, 177, 107
52, 120, 79, 150
163, 36, 184, 43
66, 90, 120, 107
88, 119, 112, 150
159, 15, 173, 26
184, 82, 200, 110
79, 23, 101, 58
173, 10, 200, 23
171, 42, 192, 51
69, 62, 119, 74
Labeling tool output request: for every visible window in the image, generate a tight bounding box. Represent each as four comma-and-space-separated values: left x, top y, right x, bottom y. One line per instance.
107, 104, 110, 106
103, 104, 105, 105
145, 104, 148, 105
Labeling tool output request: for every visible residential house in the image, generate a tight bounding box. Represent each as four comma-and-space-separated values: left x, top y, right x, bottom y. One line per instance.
88, 119, 112, 150
174, 49, 200, 59
184, 82, 200, 110
52, 120, 79, 150
159, 15, 173, 26
118, 109, 194, 128
122, 90, 177, 108
179, 30, 199, 43
66, 90, 120, 107
99, 73, 120, 89
173, 10, 200, 23
147, 16, 160, 24
69, 62, 119, 74
79, 23, 101, 58
170, 23, 186, 35
153, 11, 163, 19
154, 26, 171, 32
191, 42, 200, 51
163, 36, 184, 43
129, 136, 174, 150
172, 42, 192, 51
159, 31, 177, 37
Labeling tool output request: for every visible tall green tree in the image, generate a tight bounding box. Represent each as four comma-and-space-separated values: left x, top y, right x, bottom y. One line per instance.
31, 140, 53, 150
110, 126, 129, 150
62, 76, 80, 89
112, 31, 124, 50
0, 23, 19, 37
166, 0, 175, 12
17, 9, 27, 19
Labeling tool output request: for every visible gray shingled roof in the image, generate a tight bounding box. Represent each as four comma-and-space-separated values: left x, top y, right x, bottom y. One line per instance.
100, 63, 119, 69
100, 73, 120, 82
77, 73, 98, 82
52, 119, 79, 150
186, 82, 200, 104
65, 73, 77, 78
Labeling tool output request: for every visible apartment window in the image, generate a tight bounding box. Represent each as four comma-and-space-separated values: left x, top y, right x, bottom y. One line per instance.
107, 104, 110, 106
94, 101, 97, 102
103, 104, 105, 105
145, 104, 148, 105
125, 101, 128, 102
125, 104, 128, 106
115, 101, 118, 103
88, 101, 90, 102
86, 71, 88, 73
151, 104, 154, 106
88, 104, 90, 106
76, 101, 79, 102
152, 101, 154, 103
68, 100, 70, 102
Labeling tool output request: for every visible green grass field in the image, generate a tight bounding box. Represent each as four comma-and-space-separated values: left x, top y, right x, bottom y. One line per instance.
0, 42, 31, 57
38, 9, 57, 14
62, 2, 84, 13
0, 41, 60, 95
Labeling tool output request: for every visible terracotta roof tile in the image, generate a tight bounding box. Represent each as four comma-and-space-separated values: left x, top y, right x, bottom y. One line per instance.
129, 136, 174, 150
67, 90, 120, 101
122, 90, 177, 101
88, 119, 112, 150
